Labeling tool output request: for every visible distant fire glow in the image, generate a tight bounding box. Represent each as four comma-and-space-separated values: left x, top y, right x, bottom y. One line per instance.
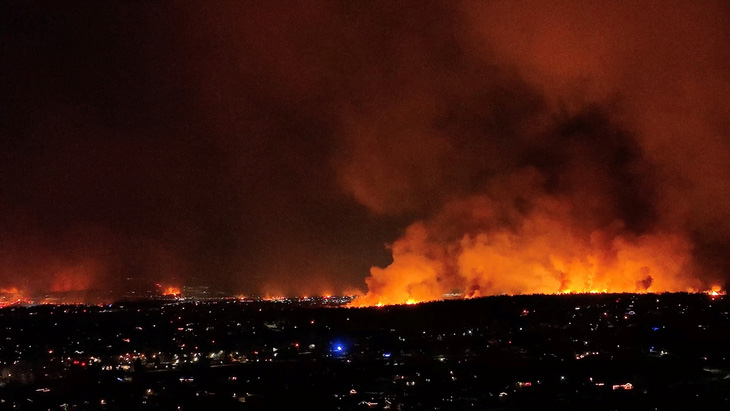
351, 285, 726, 308
705, 286, 725, 297
162, 287, 181, 297
0, 287, 91, 307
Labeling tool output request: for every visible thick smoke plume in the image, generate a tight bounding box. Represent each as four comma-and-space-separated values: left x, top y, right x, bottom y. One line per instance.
2, 2, 730, 300
353, 169, 699, 306
348, 1, 730, 305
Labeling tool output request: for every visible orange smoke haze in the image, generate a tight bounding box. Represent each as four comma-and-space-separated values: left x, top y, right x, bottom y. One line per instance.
50, 261, 96, 293
3, 2, 730, 298
345, 2, 730, 306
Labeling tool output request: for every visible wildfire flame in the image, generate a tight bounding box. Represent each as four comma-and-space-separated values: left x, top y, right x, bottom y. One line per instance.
348, 184, 722, 308
162, 287, 181, 296
0, 287, 90, 307
0, 287, 26, 308
350, 286, 726, 308
705, 285, 726, 297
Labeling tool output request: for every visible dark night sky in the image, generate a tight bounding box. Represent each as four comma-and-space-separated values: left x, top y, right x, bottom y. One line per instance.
2, 1, 730, 299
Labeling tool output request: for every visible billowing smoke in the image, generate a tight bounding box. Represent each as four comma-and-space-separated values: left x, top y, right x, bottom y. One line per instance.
352, 169, 699, 306
346, 1, 730, 304
2, 2, 730, 301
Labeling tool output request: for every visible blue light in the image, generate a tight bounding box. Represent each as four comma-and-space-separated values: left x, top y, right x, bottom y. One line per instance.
330, 340, 347, 354
383, 352, 391, 358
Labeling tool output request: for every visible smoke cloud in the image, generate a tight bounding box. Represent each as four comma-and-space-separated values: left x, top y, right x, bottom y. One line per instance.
2, 2, 729, 301
344, 1, 730, 304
